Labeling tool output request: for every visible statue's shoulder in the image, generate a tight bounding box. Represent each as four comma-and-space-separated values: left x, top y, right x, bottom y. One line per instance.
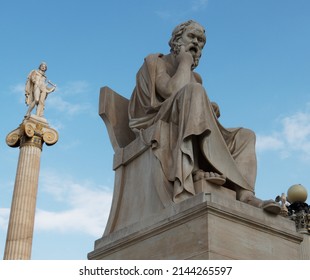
145, 53, 163, 58
26, 69, 38, 80
28, 69, 37, 75
143, 53, 165, 71
193, 71, 203, 84
144, 53, 164, 62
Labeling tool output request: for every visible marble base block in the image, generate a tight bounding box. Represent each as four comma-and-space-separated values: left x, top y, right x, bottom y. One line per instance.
88, 189, 303, 260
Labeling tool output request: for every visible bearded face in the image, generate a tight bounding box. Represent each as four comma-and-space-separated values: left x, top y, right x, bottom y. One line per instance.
172, 43, 201, 69
170, 22, 206, 69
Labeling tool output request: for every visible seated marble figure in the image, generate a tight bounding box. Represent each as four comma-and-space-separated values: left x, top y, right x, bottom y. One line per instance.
127, 20, 280, 214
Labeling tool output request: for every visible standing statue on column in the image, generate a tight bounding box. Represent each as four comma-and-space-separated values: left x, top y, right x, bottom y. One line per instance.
25, 62, 56, 118
4, 61, 59, 259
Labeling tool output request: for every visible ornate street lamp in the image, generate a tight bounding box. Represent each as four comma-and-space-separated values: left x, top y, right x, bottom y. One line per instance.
277, 184, 310, 234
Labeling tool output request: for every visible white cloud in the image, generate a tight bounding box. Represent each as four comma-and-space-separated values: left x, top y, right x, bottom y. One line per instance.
58, 80, 90, 96
10, 83, 25, 94
35, 170, 113, 237
45, 118, 65, 132
47, 94, 90, 116
282, 112, 310, 147
257, 106, 310, 160
256, 134, 284, 152
10, 83, 25, 103
0, 208, 10, 231
47, 80, 92, 116
0, 170, 112, 238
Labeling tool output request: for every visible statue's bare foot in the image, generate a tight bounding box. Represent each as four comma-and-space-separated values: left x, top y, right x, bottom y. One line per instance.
193, 170, 205, 181
205, 172, 226, 185
238, 190, 281, 214
262, 200, 281, 214
193, 170, 226, 185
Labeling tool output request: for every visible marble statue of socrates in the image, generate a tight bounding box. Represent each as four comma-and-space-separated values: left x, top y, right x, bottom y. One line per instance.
128, 20, 280, 214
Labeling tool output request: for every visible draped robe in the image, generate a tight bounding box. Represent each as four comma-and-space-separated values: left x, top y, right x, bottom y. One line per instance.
128, 54, 257, 202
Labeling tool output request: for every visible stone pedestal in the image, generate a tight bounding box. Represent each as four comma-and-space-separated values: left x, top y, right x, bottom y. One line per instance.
88, 183, 304, 260
93, 87, 307, 260
3, 116, 58, 260
300, 235, 310, 259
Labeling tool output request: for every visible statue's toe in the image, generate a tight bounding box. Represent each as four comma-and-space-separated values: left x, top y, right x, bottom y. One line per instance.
205, 172, 226, 185
262, 200, 281, 214
193, 169, 205, 182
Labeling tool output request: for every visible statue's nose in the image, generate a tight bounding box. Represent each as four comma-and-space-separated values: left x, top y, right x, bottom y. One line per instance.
192, 37, 198, 45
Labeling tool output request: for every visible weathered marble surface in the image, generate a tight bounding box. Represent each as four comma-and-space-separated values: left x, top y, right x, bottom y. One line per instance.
91, 21, 287, 259
89, 192, 303, 260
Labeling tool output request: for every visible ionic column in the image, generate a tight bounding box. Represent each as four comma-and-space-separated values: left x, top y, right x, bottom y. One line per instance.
3, 116, 58, 259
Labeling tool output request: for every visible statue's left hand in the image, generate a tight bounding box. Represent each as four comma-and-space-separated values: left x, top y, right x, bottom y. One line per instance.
47, 86, 56, 93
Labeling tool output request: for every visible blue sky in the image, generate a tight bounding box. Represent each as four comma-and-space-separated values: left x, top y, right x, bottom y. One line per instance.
0, 0, 309, 260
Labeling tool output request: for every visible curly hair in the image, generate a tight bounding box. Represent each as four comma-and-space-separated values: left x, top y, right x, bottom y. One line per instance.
168, 20, 206, 53
38, 62, 48, 71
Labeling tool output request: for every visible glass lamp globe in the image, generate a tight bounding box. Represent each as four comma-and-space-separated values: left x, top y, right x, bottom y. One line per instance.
287, 184, 308, 203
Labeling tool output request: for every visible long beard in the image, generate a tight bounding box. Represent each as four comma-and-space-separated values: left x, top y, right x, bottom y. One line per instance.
172, 44, 201, 70
192, 52, 201, 69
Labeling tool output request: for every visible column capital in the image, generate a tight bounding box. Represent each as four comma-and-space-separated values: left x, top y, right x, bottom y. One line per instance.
6, 116, 59, 149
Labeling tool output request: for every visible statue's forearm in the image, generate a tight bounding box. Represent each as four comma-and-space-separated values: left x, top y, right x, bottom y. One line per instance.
168, 61, 192, 94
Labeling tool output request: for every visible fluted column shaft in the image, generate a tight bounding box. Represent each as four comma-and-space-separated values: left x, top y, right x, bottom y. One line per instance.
4, 137, 42, 259
4, 116, 58, 260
